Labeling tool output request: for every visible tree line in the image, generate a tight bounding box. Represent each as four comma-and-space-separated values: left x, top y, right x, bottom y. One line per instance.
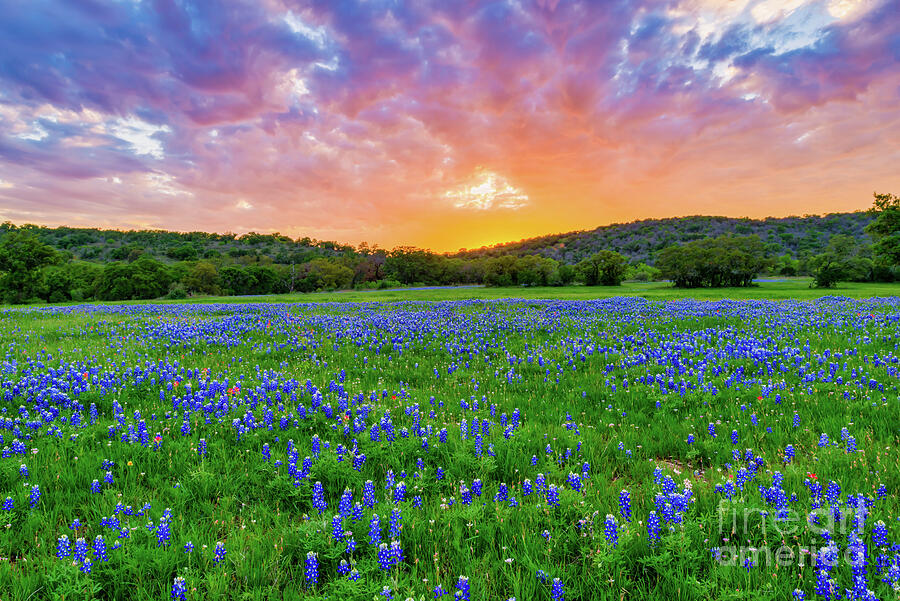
0, 193, 896, 303
0, 238, 658, 303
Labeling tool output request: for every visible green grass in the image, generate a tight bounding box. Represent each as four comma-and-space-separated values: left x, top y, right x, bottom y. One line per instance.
0, 292, 898, 600
17, 278, 900, 309
283, 279, 900, 302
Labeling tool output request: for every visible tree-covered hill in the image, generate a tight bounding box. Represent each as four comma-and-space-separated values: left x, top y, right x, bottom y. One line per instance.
0, 209, 891, 304
1, 212, 874, 267
452, 212, 873, 264
1, 223, 356, 265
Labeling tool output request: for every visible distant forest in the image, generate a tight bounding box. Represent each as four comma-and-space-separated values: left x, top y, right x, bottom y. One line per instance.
453, 212, 874, 264
0, 208, 895, 304
11, 212, 875, 265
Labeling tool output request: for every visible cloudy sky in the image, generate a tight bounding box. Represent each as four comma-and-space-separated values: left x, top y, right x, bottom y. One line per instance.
0, 0, 898, 250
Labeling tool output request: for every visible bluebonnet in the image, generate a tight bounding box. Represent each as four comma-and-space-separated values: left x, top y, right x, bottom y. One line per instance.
825, 481, 841, 505
339, 488, 353, 518
546, 485, 560, 508
56, 535, 71, 559
873, 520, 888, 547
369, 514, 381, 546
456, 576, 470, 601
338, 559, 350, 575
393, 481, 406, 504
389, 507, 402, 538
647, 511, 661, 544
93, 535, 109, 562
305, 551, 319, 587
353, 453, 366, 471
172, 577, 187, 601
29, 484, 40, 508
604, 514, 618, 547
567, 472, 582, 492
331, 515, 343, 542
460, 482, 472, 505
619, 490, 632, 522
213, 541, 226, 564
157, 517, 171, 547
390, 539, 404, 564
377, 542, 396, 570
551, 578, 565, 601
312, 481, 326, 513
74, 538, 88, 562
363, 481, 376, 508
784, 445, 795, 463
495, 483, 509, 503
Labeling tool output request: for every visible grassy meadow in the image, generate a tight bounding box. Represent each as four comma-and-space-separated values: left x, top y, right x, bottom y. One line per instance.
0, 284, 899, 600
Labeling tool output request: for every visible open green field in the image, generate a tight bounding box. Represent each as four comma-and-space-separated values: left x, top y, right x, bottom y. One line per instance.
20, 278, 900, 309
283, 279, 900, 303
1, 291, 899, 600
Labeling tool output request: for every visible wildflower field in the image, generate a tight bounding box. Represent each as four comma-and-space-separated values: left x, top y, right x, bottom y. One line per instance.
1, 296, 899, 600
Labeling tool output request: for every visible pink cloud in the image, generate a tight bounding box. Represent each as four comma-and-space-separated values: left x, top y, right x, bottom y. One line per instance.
0, 0, 897, 250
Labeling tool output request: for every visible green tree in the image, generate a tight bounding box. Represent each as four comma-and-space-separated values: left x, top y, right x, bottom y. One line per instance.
657, 235, 770, 288
167, 243, 199, 261
483, 255, 519, 287
624, 262, 661, 282
809, 234, 871, 288
864, 192, 900, 271
298, 259, 353, 291
219, 265, 256, 295
95, 262, 136, 300
557, 264, 576, 286
576, 251, 628, 286
0, 227, 59, 303
183, 261, 219, 295
516, 255, 557, 286
246, 265, 280, 295
95, 257, 173, 300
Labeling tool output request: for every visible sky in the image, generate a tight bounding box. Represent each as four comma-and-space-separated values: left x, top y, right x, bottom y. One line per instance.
0, 0, 899, 252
